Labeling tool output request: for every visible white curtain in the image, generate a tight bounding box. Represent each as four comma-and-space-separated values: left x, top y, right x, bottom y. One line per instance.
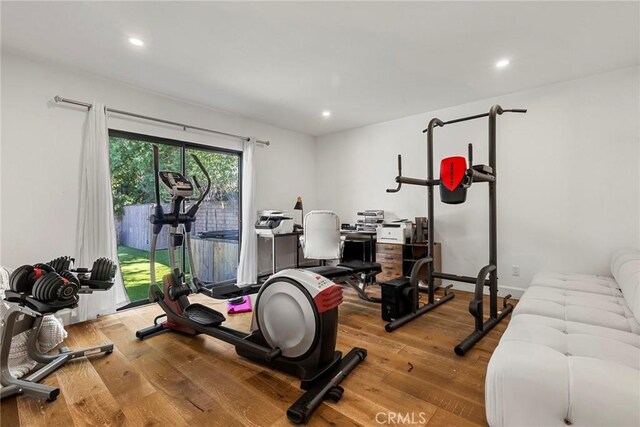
236, 138, 258, 286
75, 102, 127, 321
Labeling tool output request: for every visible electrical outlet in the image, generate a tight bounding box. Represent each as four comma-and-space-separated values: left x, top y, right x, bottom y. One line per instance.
512, 265, 520, 277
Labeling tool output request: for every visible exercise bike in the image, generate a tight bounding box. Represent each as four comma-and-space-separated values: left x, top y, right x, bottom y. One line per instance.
135, 146, 366, 424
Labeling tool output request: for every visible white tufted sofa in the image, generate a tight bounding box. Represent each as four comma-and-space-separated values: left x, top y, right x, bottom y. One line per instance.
486, 248, 640, 427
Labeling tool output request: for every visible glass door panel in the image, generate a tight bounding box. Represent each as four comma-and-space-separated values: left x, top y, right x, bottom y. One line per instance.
185, 147, 240, 284
109, 136, 181, 302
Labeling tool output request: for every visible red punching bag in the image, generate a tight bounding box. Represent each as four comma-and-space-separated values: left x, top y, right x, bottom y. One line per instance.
440, 156, 468, 204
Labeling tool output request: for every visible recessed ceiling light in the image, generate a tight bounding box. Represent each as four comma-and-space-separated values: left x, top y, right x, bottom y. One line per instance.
322, 111, 331, 118
128, 37, 144, 47
496, 59, 510, 68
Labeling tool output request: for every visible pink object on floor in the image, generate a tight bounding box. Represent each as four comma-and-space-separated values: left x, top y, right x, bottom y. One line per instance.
227, 297, 253, 314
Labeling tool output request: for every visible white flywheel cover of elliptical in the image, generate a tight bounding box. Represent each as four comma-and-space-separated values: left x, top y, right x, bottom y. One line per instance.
257, 278, 317, 358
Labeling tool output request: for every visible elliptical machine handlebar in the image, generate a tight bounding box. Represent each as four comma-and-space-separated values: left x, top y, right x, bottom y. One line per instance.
152, 145, 163, 220
185, 153, 211, 217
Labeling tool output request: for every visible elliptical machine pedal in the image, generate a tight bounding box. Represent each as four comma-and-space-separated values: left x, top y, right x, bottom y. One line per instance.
183, 304, 225, 326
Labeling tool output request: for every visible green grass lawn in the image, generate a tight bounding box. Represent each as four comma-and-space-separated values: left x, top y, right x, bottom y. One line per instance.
117, 245, 172, 302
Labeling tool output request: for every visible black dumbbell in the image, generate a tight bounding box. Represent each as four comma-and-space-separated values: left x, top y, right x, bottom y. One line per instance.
48, 256, 74, 273
32, 271, 80, 303
90, 257, 116, 282
9, 263, 55, 294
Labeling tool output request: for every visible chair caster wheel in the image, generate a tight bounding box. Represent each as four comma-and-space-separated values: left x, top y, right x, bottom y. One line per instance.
326, 385, 344, 402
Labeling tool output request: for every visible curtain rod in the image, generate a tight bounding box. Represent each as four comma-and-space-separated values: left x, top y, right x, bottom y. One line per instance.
53, 96, 270, 146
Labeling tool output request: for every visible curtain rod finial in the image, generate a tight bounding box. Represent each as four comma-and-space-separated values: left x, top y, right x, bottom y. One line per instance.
54, 95, 62, 103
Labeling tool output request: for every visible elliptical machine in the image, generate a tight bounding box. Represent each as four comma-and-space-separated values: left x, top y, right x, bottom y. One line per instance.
136, 146, 366, 424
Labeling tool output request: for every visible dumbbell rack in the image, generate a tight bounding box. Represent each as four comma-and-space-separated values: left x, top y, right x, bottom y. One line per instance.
0, 298, 114, 401
1, 257, 117, 402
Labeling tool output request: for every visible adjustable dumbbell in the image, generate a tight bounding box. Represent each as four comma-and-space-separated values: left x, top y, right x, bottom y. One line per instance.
9, 263, 55, 294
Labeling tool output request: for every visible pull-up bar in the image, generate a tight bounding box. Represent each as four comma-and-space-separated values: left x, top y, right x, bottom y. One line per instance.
422, 108, 527, 133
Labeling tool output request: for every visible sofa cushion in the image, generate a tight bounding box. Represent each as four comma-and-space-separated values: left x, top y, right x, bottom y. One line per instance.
530, 272, 620, 296
486, 341, 569, 427
509, 314, 640, 348
501, 320, 640, 370
513, 286, 640, 333
522, 286, 625, 310
486, 341, 640, 427
610, 248, 640, 323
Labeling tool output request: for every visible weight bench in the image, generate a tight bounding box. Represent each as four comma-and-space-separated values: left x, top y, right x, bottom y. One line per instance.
193, 260, 381, 302
307, 260, 381, 303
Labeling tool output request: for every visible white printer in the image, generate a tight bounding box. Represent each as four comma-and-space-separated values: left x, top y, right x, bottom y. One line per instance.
255, 210, 294, 236
376, 220, 413, 244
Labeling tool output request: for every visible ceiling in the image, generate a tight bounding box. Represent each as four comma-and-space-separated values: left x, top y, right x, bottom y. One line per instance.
2, 2, 638, 136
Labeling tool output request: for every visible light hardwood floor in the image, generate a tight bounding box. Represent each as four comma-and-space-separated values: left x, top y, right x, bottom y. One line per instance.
1, 288, 512, 426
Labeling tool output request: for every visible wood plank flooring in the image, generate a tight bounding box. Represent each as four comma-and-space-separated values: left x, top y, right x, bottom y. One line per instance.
1, 288, 513, 426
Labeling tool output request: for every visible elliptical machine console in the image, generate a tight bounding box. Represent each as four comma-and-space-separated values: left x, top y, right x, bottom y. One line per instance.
159, 171, 193, 197
136, 146, 366, 424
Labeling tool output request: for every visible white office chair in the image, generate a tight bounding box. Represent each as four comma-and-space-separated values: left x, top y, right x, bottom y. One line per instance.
301, 210, 381, 302
299, 210, 345, 262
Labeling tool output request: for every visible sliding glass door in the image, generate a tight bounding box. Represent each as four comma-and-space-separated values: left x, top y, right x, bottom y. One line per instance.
109, 131, 241, 303
185, 146, 240, 284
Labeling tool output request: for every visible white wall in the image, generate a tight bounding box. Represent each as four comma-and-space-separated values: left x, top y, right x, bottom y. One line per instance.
316, 67, 640, 296
0, 53, 317, 274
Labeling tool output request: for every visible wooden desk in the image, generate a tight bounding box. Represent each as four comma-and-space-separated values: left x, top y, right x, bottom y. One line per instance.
376, 242, 441, 286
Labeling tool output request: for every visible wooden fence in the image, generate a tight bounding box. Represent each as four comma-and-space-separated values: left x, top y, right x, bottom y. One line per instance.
118, 204, 164, 250
117, 202, 239, 282
190, 238, 238, 283
118, 201, 239, 251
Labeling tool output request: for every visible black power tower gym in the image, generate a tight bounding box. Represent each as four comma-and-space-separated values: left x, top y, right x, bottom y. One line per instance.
385, 104, 526, 355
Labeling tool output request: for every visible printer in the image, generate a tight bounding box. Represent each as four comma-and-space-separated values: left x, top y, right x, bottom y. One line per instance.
376, 220, 413, 244
255, 210, 294, 236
